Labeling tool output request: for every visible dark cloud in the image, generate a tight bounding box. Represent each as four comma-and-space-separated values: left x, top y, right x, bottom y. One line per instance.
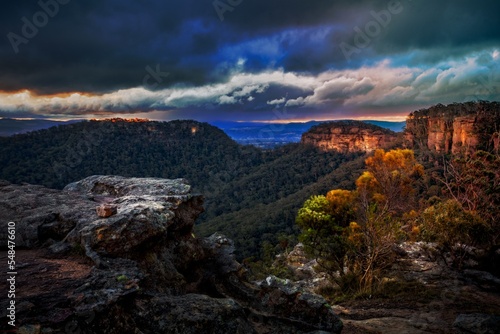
387, 0, 500, 49
0, 0, 498, 122
0, 0, 497, 94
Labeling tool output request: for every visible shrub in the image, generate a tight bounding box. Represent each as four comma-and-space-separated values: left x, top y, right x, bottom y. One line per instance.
419, 199, 490, 268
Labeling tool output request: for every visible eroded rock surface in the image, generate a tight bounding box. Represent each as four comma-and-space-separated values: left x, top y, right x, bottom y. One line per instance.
0, 176, 342, 333
453, 313, 500, 334
301, 121, 399, 153
280, 241, 500, 333
405, 101, 500, 155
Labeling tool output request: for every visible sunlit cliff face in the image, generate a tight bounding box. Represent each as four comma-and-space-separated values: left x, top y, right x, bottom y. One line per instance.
301, 121, 398, 153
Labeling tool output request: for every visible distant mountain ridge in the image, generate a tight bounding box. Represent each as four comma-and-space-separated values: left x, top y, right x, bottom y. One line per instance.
0, 118, 80, 136
0, 118, 251, 189
0, 118, 406, 147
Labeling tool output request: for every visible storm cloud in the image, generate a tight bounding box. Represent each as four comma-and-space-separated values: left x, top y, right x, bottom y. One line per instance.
0, 0, 499, 120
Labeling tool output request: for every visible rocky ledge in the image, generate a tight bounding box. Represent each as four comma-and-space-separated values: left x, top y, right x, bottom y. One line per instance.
0, 176, 342, 333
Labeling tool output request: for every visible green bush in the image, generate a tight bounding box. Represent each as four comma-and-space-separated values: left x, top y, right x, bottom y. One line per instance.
419, 199, 490, 268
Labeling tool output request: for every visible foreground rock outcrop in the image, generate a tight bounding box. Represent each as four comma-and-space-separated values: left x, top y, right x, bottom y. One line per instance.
301, 121, 399, 153
405, 101, 500, 155
281, 242, 500, 334
0, 176, 342, 333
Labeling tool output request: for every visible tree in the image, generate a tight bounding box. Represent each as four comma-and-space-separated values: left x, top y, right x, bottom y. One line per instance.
296, 192, 356, 276
348, 149, 424, 291
359, 148, 424, 217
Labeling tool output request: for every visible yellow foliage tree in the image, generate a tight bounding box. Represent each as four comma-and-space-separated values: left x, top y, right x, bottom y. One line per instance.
359, 149, 424, 216
296, 149, 425, 294
354, 149, 424, 291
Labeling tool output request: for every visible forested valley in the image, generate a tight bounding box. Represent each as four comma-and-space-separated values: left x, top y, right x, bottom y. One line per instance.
0, 118, 365, 258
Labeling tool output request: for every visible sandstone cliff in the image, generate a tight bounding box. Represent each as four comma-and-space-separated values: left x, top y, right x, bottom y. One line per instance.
301, 121, 399, 153
0, 176, 342, 333
405, 101, 500, 155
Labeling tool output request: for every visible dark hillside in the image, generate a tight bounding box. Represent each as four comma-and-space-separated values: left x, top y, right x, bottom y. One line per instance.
0, 118, 364, 258
0, 119, 261, 190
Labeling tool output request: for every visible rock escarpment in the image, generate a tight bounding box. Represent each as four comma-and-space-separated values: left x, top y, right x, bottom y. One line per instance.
0, 176, 342, 333
405, 101, 500, 155
301, 121, 399, 153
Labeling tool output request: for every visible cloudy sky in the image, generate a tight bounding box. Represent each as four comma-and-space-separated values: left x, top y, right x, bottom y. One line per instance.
0, 0, 499, 122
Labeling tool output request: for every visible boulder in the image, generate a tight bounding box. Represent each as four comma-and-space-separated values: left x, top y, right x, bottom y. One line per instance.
0, 176, 343, 333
